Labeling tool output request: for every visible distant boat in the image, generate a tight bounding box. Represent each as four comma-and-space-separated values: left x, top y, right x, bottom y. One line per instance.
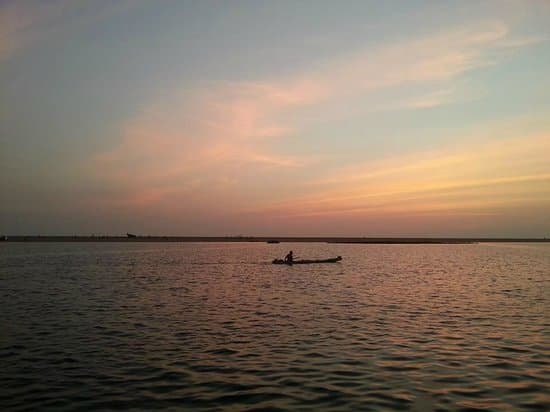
272, 256, 342, 265
127, 233, 137, 238
267, 240, 280, 244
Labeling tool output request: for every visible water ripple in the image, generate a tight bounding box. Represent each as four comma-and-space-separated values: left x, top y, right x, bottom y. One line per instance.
1, 242, 549, 411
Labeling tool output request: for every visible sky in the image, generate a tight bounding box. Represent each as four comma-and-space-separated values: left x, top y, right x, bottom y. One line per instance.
1, 0, 549, 237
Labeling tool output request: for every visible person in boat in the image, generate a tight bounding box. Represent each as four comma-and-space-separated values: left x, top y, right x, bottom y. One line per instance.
284, 250, 294, 263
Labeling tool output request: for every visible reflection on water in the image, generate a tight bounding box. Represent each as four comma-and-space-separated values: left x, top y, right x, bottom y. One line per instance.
1, 242, 549, 411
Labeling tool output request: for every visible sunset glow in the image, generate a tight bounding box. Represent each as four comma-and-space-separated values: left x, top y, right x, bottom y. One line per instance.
1, 1, 549, 236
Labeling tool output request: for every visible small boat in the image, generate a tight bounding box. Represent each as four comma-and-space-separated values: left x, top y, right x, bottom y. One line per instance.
272, 256, 342, 265
266, 240, 280, 244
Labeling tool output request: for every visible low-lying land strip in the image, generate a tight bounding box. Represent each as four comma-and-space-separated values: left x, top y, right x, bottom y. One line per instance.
1, 236, 548, 243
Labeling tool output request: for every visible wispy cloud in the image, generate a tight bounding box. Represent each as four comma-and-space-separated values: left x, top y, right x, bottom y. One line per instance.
253, 132, 550, 219
0, 0, 138, 61
394, 86, 485, 110
0, 0, 67, 60
300, 22, 522, 99
93, 21, 540, 214
92, 82, 315, 210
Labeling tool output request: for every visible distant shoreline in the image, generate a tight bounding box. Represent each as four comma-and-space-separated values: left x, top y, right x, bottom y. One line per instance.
1, 236, 548, 244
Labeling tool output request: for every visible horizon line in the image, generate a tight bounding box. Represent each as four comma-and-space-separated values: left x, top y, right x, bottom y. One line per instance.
2, 235, 549, 244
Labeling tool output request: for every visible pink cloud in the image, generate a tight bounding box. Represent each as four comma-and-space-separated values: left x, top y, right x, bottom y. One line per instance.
91, 80, 316, 211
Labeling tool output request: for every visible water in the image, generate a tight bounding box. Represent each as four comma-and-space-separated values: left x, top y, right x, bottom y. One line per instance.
1, 242, 548, 411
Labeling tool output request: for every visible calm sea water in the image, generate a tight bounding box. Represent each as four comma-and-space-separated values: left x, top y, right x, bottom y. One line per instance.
1, 242, 549, 411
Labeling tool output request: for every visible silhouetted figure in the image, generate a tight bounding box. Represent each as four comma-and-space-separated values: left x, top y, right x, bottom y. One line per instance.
284, 250, 294, 263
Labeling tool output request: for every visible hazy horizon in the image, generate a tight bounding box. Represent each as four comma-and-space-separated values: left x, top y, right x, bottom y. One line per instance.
2, 1, 549, 237
3, 233, 549, 240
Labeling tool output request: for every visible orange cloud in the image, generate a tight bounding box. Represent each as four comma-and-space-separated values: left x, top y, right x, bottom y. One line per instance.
252, 132, 550, 220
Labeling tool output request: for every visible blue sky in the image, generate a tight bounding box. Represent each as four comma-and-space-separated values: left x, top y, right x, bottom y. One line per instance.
1, 1, 549, 236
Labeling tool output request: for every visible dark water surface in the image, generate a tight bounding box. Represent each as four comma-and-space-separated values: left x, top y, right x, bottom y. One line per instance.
1, 242, 549, 411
